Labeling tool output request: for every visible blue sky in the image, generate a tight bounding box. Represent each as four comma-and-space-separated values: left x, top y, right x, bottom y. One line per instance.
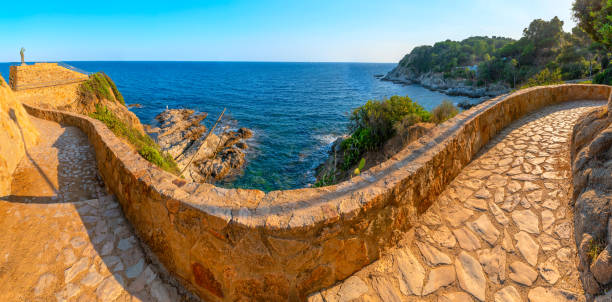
1, 0, 576, 63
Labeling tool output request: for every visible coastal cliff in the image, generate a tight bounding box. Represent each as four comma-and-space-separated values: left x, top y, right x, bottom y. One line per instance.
0, 75, 39, 195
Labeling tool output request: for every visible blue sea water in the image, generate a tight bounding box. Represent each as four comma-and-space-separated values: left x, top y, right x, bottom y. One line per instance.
1, 62, 474, 191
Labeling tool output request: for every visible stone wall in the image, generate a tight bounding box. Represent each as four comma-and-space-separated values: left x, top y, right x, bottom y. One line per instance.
13, 82, 83, 108
9, 63, 88, 91
23, 84, 611, 301
570, 92, 612, 299
0, 75, 39, 196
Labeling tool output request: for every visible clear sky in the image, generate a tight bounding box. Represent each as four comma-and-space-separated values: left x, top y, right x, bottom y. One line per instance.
0, 0, 577, 63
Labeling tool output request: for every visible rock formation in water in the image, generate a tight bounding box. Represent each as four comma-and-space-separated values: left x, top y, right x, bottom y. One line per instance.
151, 109, 253, 183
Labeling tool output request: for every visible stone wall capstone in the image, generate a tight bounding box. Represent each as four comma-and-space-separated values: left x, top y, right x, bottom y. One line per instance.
22, 84, 611, 301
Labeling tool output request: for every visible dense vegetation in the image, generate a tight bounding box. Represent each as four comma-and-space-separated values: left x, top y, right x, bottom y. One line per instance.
90, 105, 179, 174
399, 36, 514, 75
572, 0, 612, 84
79, 72, 125, 105
399, 16, 608, 88
339, 96, 457, 171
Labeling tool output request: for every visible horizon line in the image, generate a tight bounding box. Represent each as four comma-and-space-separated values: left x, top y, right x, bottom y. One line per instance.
0, 60, 397, 64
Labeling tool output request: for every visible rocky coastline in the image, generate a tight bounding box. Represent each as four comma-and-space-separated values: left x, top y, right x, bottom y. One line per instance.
148, 109, 253, 183
383, 65, 510, 98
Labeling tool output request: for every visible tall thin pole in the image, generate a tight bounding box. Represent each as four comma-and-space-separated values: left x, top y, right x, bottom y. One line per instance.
180, 108, 226, 176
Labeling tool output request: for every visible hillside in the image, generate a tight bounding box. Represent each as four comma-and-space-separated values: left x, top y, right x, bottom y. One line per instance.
385, 17, 604, 97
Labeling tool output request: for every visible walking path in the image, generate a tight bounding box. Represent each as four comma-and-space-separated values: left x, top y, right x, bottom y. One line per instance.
0, 100, 604, 301
309, 100, 606, 302
0, 117, 190, 302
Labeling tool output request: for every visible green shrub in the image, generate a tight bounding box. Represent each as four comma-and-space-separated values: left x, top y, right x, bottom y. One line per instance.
90, 105, 179, 174
102, 73, 125, 105
587, 237, 606, 264
520, 68, 563, 89
314, 170, 336, 187
594, 68, 612, 85
431, 101, 459, 124
79, 72, 125, 105
341, 96, 430, 170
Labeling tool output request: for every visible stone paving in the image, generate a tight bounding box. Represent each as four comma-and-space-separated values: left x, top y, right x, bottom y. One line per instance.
0, 117, 192, 301
309, 100, 607, 302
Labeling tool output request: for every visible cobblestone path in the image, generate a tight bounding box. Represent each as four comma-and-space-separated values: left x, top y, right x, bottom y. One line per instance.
309, 100, 606, 302
0, 117, 190, 302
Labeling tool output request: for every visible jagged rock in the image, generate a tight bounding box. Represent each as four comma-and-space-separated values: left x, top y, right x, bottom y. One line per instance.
153, 109, 252, 182
591, 246, 612, 285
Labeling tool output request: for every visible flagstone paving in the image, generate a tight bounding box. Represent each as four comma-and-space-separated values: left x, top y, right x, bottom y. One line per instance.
1, 100, 606, 302
0, 117, 194, 301
309, 100, 606, 302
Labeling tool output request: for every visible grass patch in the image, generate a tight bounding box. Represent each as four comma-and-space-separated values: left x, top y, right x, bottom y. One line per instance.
79, 72, 125, 105
90, 105, 179, 174
587, 237, 606, 264
314, 170, 336, 188
431, 100, 459, 124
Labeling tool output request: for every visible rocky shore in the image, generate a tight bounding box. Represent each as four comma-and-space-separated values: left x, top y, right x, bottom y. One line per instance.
148, 109, 252, 183
383, 66, 509, 98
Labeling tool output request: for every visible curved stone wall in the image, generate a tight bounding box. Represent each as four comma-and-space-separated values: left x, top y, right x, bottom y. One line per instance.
23, 84, 611, 301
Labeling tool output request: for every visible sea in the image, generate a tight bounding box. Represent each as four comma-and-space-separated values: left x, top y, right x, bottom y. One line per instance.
1, 61, 475, 191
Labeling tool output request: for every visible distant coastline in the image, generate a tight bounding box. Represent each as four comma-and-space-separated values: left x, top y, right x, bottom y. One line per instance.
382, 67, 509, 99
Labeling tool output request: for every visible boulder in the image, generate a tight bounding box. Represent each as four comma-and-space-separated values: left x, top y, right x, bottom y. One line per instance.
591, 246, 612, 285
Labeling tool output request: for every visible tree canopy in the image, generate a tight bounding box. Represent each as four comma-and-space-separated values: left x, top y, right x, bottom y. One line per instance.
573, 0, 612, 49
398, 17, 603, 87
